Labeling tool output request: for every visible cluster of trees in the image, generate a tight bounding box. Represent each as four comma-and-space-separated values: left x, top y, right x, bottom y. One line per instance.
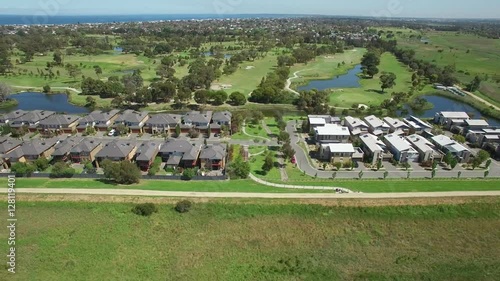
360, 51, 381, 78
182, 58, 222, 91
295, 89, 330, 114
102, 160, 142, 185
249, 67, 295, 104
194, 90, 228, 106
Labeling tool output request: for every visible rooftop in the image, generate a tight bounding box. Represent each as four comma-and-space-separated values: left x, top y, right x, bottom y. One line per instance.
359, 133, 385, 152
322, 143, 355, 153
96, 140, 137, 159
384, 117, 409, 129
315, 124, 350, 136
384, 134, 413, 152
465, 119, 490, 127
438, 111, 470, 119
135, 141, 161, 162
406, 134, 435, 153
431, 135, 456, 147
364, 115, 389, 129
200, 144, 227, 160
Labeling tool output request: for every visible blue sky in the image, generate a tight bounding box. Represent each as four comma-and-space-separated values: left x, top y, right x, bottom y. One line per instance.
2, 0, 499, 18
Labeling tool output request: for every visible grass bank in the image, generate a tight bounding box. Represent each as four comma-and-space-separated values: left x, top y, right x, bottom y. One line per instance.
1, 200, 498, 280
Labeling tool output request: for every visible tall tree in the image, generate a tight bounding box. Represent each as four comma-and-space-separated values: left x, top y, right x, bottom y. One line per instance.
380, 72, 397, 93
0, 82, 12, 102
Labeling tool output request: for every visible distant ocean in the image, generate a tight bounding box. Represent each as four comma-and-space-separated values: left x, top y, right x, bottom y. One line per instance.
0, 14, 306, 25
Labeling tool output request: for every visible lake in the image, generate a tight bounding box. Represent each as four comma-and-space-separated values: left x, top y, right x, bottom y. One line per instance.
409, 95, 500, 126
1, 92, 90, 114
298, 64, 363, 91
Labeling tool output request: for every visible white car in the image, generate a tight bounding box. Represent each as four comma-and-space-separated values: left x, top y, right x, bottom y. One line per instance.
108, 129, 116, 136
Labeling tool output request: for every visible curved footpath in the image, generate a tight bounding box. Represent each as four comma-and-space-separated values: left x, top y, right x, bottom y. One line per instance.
457, 85, 500, 111
3, 188, 500, 199
249, 173, 352, 192
285, 71, 305, 96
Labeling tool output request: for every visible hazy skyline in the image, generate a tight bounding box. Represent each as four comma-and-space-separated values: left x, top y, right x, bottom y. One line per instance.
1, 0, 500, 19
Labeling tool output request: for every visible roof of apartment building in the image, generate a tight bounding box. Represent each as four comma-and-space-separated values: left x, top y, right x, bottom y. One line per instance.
431, 135, 456, 147
384, 134, 413, 152
96, 140, 137, 159
10, 110, 56, 126
52, 136, 84, 157
135, 141, 162, 162
314, 124, 350, 136
146, 114, 182, 126
200, 144, 226, 160
364, 115, 389, 129
0, 138, 22, 154
321, 143, 355, 153
384, 117, 409, 129
438, 111, 470, 119
360, 133, 386, 153
115, 110, 149, 124
80, 110, 120, 125
39, 114, 81, 127
0, 110, 28, 123
18, 138, 60, 157
465, 119, 490, 127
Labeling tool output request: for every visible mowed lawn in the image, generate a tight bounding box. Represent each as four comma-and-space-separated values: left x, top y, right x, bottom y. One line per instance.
13, 178, 333, 193
1, 201, 499, 280
329, 52, 413, 107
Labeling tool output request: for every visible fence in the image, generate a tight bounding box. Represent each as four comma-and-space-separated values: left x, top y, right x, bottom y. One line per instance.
0, 173, 228, 181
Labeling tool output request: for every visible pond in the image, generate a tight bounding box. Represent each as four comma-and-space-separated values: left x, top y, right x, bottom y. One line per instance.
298, 64, 363, 92
114, 46, 123, 54
1, 92, 90, 114
203, 52, 233, 59
407, 95, 500, 126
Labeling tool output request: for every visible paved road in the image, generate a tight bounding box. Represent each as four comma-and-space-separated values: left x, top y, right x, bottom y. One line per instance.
285, 121, 500, 179
4, 188, 500, 199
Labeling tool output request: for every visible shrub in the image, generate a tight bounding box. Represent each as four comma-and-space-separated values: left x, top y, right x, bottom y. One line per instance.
175, 200, 192, 213
182, 168, 196, 180
132, 203, 158, 217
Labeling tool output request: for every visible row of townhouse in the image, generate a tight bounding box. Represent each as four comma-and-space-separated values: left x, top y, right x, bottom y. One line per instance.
0, 110, 232, 136
0, 136, 227, 172
434, 111, 500, 157
308, 114, 471, 164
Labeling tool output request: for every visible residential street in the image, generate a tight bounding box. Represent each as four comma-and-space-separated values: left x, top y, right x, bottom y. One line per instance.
286, 121, 500, 180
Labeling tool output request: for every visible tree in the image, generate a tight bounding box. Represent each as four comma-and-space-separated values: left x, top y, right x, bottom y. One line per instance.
450, 158, 458, 170
94, 65, 103, 78
431, 169, 436, 179
278, 131, 290, 144
383, 171, 389, 179
42, 85, 51, 93
280, 143, 296, 162
228, 91, 247, 106
34, 157, 50, 172
432, 160, 438, 171
466, 76, 482, 92
50, 162, 76, 178
11, 162, 36, 177
228, 158, 251, 179
457, 171, 462, 179
453, 134, 466, 144
194, 90, 210, 105
175, 124, 181, 137
485, 159, 492, 169
472, 157, 482, 170
0, 82, 12, 102
85, 96, 96, 108
376, 159, 382, 171
380, 72, 397, 93
210, 90, 228, 106
182, 168, 196, 180
53, 51, 63, 65
132, 203, 158, 217
358, 171, 364, 180
443, 152, 453, 167
102, 160, 141, 185
262, 153, 274, 174
84, 161, 97, 174
477, 150, 490, 163
334, 162, 342, 171
484, 170, 490, 178
175, 200, 193, 213
65, 64, 81, 80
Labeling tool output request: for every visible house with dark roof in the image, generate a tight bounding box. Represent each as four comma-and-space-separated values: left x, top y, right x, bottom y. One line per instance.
39, 114, 81, 136
211, 111, 232, 133
0, 110, 28, 125
113, 110, 149, 133
96, 140, 138, 167
9, 110, 56, 132
6, 137, 60, 164
77, 110, 120, 132
200, 144, 227, 170
145, 114, 182, 134
159, 139, 201, 168
70, 139, 103, 163
52, 136, 84, 161
0, 137, 23, 168
183, 111, 213, 132
135, 141, 162, 171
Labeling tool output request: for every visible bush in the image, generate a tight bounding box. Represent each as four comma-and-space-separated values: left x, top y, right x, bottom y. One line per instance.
132, 203, 158, 217
50, 162, 76, 178
175, 200, 192, 213
182, 168, 196, 180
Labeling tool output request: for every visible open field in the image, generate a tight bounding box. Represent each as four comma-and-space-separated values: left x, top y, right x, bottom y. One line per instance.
1, 200, 499, 280
329, 52, 414, 107
396, 30, 500, 105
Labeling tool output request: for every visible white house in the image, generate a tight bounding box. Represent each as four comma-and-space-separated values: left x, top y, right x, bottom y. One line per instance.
404, 115, 433, 135
359, 133, 393, 165
318, 143, 361, 163
314, 124, 350, 144
384, 117, 410, 135
406, 134, 444, 163
364, 115, 390, 136
344, 116, 369, 136
383, 134, 419, 163
431, 135, 471, 163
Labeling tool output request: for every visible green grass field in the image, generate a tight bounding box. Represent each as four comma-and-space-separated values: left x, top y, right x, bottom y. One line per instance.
395, 30, 500, 104
329, 52, 414, 107
2, 200, 499, 280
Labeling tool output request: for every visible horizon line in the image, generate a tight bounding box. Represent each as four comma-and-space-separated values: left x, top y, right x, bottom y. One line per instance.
0, 13, 499, 21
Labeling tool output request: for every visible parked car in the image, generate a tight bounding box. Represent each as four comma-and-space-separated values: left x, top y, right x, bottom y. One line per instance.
108, 129, 116, 136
